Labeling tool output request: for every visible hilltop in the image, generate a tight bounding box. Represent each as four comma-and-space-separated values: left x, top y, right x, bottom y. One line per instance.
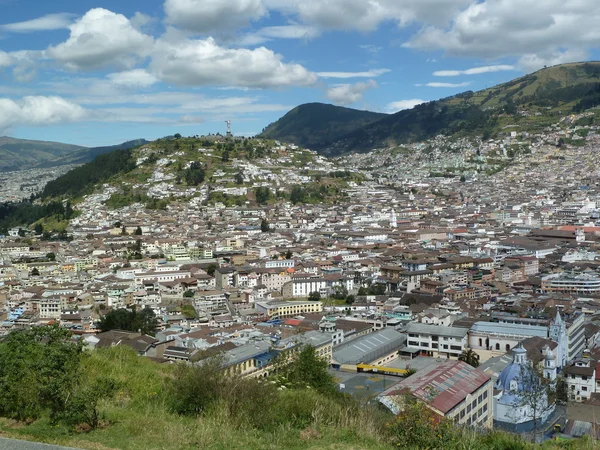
265, 62, 600, 155
259, 102, 387, 148
0, 137, 149, 172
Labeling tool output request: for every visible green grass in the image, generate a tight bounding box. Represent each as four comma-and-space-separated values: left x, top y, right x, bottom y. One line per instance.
0, 346, 599, 450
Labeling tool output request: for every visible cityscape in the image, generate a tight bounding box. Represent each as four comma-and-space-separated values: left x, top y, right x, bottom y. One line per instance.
2, 1, 600, 449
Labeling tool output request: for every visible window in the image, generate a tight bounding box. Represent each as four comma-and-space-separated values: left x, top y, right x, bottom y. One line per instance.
483, 391, 488, 400
432, 343, 438, 349
582, 376, 588, 381
443, 345, 448, 349
432, 336, 439, 341
451, 345, 462, 351
483, 404, 488, 413
495, 343, 500, 350
505, 344, 511, 352
583, 386, 588, 391
467, 404, 471, 413
478, 338, 482, 347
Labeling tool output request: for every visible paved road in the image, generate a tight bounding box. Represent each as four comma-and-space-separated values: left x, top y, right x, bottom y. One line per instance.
0, 437, 81, 450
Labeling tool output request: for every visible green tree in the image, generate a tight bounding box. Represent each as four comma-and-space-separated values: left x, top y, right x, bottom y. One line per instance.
308, 291, 321, 302
183, 290, 195, 298
205, 264, 217, 276
274, 346, 338, 395
34, 223, 43, 235
458, 349, 480, 368
46, 252, 56, 261
31, 267, 40, 276
285, 249, 293, 259
261, 218, 270, 232
134, 226, 142, 235
255, 187, 271, 205
235, 172, 244, 184
98, 307, 159, 336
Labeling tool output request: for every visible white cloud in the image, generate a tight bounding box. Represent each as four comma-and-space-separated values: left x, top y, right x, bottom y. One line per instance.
239, 24, 320, 45
0, 13, 75, 33
107, 69, 157, 88
150, 34, 317, 88
407, 0, 600, 71
518, 49, 588, 72
0, 51, 13, 68
0, 96, 86, 131
385, 99, 426, 113
433, 65, 516, 77
317, 69, 390, 79
47, 8, 154, 70
326, 80, 378, 105
269, 0, 470, 32
360, 44, 382, 53
424, 82, 470, 88
165, 0, 267, 33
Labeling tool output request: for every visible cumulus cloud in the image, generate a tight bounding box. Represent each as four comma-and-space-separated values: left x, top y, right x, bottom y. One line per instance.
433, 65, 516, 77
270, 0, 470, 32
406, 0, 600, 70
150, 34, 317, 88
165, 0, 267, 33
424, 82, 470, 87
326, 80, 377, 105
317, 69, 390, 79
385, 99, 426, 113
0, 13, 75, 33
517, 49, 588, 72
47, 8, 154, 70
0, 96, 86, 131
107, 69, 157, 88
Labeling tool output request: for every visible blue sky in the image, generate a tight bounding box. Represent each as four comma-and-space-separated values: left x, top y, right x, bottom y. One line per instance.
1, 0, 599, 146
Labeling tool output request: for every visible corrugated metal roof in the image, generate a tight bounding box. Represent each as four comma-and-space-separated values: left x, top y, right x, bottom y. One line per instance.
381, 360, 491, 415
470, 321, 547, 337
333, 328, 405, 365
404, 323, 468, 338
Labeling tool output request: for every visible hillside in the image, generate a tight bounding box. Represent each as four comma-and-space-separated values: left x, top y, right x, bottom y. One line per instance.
287, 62, 600, 155
259, 102, 387, 148
0, 137, 85, 172
37, 139, 149, 168
0, 137, 150, 172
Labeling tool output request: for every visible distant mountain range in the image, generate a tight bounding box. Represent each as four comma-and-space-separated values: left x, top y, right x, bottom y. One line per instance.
0, 137, 149, 172
260, 62, 600, 155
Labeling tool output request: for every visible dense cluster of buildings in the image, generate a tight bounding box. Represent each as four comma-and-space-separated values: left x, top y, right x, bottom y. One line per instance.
3, 123, 600, 439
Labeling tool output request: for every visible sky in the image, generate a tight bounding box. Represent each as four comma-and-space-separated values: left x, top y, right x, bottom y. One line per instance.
1, 0, 600, 147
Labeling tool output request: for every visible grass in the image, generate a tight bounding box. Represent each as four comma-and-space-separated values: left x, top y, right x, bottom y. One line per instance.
1, 338, 600, 449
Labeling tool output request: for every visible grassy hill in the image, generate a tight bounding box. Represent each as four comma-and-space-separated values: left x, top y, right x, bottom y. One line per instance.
0, 137, 85, 172
259, 103, 387, 149
0, 137, 150, 172
273, 62, 600, 155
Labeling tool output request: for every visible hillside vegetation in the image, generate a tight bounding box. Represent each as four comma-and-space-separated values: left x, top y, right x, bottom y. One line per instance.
0, 325, 596, 450
260, 102, 387, 148
265, 62, 600, 155
0, 137, 85, 172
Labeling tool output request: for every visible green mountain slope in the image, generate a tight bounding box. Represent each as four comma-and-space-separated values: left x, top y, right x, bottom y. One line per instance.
304, 62, 600, 155
259, 102, 387, 148
0, 137, 85, 172
0, 137, 150, 172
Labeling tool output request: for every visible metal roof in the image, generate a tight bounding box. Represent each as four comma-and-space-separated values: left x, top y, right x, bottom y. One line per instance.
470, 321, 548, 338
333, 328, 405, 365
380, 360, 491, 415
404, 323, 469, 338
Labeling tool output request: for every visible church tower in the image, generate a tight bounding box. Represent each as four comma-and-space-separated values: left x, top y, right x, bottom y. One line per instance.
390, 209, 397, 228
543, 345, 557, 382
549, 310, 567, 367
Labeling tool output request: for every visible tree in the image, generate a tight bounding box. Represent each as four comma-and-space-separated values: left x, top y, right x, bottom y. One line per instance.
290, 185, 306, 204
331, 285, 348, 300
17, 228, 25, 237
255, 187, 271, 205
205, 264, 217, 276
98, 307, 159, 336
46, 252, 56, 261
0, 325, 83, 423
134, 226, 142, 235
273, 345, 338, 396
509, 362, 556, 441
308, 291, 321, 302
458, 349, 480, 368
183, 290, 195, 298
285, 249, 293, 259
235, 172, 244, 184
34, 223, 43, 235
260, 218, 270, 232
121, 226, 127, 235
460, 175, 466, 182
174, 133, 182, 139
31, 268, 40, 276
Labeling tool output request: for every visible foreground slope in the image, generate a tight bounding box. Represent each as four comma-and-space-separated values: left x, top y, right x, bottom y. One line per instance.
259, 103, 387, 148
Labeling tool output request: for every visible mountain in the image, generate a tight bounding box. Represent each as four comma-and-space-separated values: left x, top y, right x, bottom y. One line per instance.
38, 139, 150, 168
0, 137, 150, 172
259, 103, 387, 148
270, 62, 600, 155
0, 137, 85, 172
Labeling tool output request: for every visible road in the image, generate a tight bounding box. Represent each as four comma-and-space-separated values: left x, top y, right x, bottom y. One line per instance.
0, 437, 81, 450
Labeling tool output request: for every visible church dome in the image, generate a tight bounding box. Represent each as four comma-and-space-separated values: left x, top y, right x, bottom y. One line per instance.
495, 346, 531, 404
